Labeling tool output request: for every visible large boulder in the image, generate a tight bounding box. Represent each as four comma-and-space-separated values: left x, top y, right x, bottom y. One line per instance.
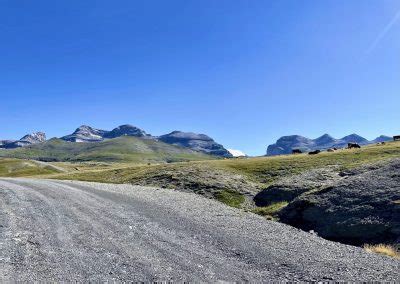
254, 167, 341, 206
278, 160, 400, 245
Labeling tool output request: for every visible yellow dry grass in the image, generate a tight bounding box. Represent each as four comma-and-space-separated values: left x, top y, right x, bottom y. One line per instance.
364, 244, 400, 259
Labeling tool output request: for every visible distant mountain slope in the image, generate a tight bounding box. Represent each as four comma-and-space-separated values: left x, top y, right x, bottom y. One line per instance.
61, 125, 108, 142
267, 134, 392, 156
372, 135, 392, 143
103, 124, 150, 139
2, 124, 232, 158
0, 136, 213, 163
158, 131, 232, 157
61, 124, 150, 142
0, 140, 15, 147
0, 132, 46, 149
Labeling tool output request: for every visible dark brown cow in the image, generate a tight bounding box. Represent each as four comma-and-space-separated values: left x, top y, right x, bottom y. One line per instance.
292, 149, 302, 154
308, 150, 321, 155
347, 143, 361, 149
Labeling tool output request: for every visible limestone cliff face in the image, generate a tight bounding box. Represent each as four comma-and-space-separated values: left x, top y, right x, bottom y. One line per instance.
158, 131, 232, 157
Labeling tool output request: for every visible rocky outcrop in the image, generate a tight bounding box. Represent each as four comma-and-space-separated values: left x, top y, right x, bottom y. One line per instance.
103, 124, 150, 139
0, 132, 46, 149
20, 132, 46, 144
158, 131, 232, 157
275, 160, 400, 245
266, 133, 392, 156
61, 125, 108, 142
61, 124, 149, 142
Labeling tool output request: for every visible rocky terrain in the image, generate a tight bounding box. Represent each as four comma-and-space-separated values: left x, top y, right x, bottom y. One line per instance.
61, 125, 109, 142
267, 134, 392, 156
0, 132, 46, 149
158, 131, 232, 157
255, 159, 400, 246
0, 178, 398, 281
103, 124, 150, 139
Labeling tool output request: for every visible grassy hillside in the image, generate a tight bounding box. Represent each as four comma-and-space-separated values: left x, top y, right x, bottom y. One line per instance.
2, 140, 400, 209
3, 141, 399, 250
53, 141, 400, 206
0, 158, 62, 177
0, 136, 213, 163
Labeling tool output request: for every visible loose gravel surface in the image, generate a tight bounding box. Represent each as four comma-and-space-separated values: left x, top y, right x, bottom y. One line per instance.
0, 178, 399, 281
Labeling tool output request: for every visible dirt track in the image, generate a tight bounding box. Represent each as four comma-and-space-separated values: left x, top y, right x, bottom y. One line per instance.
0, 178, 398, 281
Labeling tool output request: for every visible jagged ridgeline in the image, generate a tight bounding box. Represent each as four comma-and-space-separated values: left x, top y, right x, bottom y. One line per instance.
267, 134, 392, 156
0, 124, 232, 163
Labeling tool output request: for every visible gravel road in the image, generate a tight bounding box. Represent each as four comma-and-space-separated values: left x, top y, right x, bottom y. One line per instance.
0, 178, 398, 281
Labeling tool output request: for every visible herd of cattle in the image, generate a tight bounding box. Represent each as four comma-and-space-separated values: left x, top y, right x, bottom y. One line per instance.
291, 139, 397, 155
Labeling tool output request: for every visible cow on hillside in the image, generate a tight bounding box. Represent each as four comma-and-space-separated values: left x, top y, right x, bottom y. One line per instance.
347, 143, 361, 149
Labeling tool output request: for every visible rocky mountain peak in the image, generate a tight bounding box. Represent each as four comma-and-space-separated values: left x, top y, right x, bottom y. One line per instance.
1, 124, 233, 157
0, 131, 46, 149
20, 132, 46, 143
314, 134, 335, 144
373, 135, 392, 143
159, 131, 232, 157
267, 133, 391, 156
340, 134, 368, 144
161, 131, 213, 142
61, 125, 108, 142
103, 124, 149, 139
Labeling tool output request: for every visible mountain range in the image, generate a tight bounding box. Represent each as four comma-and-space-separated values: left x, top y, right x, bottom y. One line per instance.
0, 132, 46, 149
1, 126, 394, 158
0, 124, 232, 158
266, 133, 392, 156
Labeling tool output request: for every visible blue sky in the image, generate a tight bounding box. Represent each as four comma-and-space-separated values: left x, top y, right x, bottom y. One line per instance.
1, 0, 399, 156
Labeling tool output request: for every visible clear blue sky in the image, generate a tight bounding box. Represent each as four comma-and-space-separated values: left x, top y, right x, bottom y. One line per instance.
1, 0, 399, 155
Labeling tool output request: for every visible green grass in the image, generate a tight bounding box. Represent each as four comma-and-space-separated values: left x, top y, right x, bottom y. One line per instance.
3, 140, 400, 210
0, 136, 213, 163
214, 190, 245, 208
55, 140, 400, 187
251, 201, 289, 218
0, 158, 62, 177
213, 142, 400, 185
